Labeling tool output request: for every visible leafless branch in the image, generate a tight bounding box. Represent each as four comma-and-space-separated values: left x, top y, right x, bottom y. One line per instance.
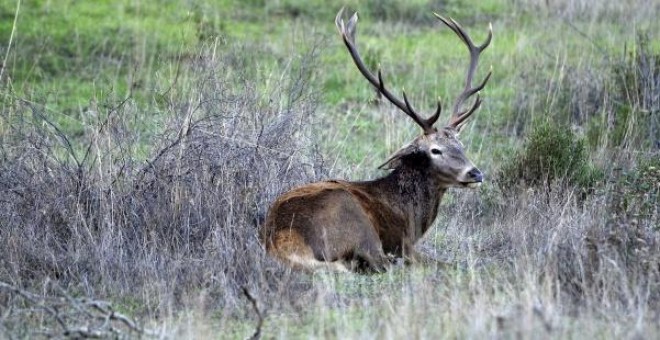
0, 280, 157, 338
243, 287, 263, 340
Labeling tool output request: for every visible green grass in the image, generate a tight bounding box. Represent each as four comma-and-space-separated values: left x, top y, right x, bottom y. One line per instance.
3, 0, 656, 162
173, 264, 660, 339
1, 0, 659, 338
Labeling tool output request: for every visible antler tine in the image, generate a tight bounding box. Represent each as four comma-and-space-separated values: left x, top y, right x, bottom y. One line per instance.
434, 13, 492, 129
429, 99, 442, 125
452, 95, 482, 129
336, 7, 440, 134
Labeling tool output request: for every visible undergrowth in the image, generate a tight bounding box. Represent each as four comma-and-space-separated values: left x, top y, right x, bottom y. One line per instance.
0, 40, 326, 336
498, 120, 602, 191
0, 0, 659, 338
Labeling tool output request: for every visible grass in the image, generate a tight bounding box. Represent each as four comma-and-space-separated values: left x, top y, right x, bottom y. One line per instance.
0, 0, 659, 338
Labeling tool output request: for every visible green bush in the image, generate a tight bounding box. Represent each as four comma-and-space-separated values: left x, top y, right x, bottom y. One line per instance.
609, 156, 660, 230
499, 121, 602, 190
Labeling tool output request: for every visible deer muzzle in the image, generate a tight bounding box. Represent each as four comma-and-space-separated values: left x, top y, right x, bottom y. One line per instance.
462, 167, 483, 188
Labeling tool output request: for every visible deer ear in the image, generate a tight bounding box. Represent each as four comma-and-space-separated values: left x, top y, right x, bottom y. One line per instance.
444, 126, 460, 137
377, 143, 418, 170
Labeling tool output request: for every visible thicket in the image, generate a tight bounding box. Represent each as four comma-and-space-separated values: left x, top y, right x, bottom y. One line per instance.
0, 42, 326, 337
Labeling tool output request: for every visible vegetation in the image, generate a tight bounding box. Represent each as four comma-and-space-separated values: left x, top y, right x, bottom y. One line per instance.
0, 0, 658, 338
498, 120, 602, 190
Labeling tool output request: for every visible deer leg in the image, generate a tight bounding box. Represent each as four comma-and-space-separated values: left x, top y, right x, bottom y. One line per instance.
402, 239, 421, 265
351, 237, 391, 273
354, 249, 390, 273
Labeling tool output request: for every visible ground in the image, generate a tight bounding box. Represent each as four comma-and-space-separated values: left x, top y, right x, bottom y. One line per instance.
0, 0, 658, 338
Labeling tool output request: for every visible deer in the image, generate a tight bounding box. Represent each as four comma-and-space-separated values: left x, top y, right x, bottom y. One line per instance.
259, 8, 493, 273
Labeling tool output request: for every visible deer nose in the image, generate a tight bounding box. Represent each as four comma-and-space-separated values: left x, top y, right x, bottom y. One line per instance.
467, 167, 483, 182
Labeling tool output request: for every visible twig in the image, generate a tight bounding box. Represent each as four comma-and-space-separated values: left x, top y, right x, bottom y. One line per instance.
242, 287, 263, 340
0, 280, 157, 338
0, 280, 68, 331
88, 301, 157, 336
23, 100, 82, 170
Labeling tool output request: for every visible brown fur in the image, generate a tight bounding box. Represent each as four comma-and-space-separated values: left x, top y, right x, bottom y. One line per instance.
259, 138, 473, 273
260, 9, 492, 273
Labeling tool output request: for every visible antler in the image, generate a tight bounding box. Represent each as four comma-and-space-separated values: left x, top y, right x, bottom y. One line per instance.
335, 7, 441, 135
433, 13, 493, 130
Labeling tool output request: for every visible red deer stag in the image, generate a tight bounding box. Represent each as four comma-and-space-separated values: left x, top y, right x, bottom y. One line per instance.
260, 8, 492, 273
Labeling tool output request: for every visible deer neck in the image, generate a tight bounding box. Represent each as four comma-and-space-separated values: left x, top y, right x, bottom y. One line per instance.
372, 166, 447, 239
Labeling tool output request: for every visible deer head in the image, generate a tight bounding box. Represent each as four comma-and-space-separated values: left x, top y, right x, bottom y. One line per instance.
336, 8, 492, 188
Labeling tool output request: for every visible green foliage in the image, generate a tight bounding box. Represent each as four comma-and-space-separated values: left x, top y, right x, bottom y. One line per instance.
0, 0, 200, 133
586, 30, 660, 149
361, 0, 436, 24
263, 0, 447, 24
499, 121, 602, 190
610, 156, 660, 230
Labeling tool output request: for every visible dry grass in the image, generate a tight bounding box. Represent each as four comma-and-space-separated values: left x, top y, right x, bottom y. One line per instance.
0, 1, 659, 338
0, 41, 328, 336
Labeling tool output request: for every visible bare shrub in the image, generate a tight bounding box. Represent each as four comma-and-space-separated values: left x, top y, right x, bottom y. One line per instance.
441, 168, 660, 307
0, 39, 326, 335
0, 280, 156, 338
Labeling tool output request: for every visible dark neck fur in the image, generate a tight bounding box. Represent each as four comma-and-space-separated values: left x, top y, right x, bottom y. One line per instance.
356, 164, 447, 240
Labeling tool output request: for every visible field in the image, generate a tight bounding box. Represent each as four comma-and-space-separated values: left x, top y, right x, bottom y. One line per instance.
0, 0, 659, 338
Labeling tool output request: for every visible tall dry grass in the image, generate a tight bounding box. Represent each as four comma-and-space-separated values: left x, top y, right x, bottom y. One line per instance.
0, 2, 658, 338
0, 40, 329, 337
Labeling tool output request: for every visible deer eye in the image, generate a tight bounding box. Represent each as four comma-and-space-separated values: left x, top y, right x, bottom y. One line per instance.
431, 148, 442, 155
